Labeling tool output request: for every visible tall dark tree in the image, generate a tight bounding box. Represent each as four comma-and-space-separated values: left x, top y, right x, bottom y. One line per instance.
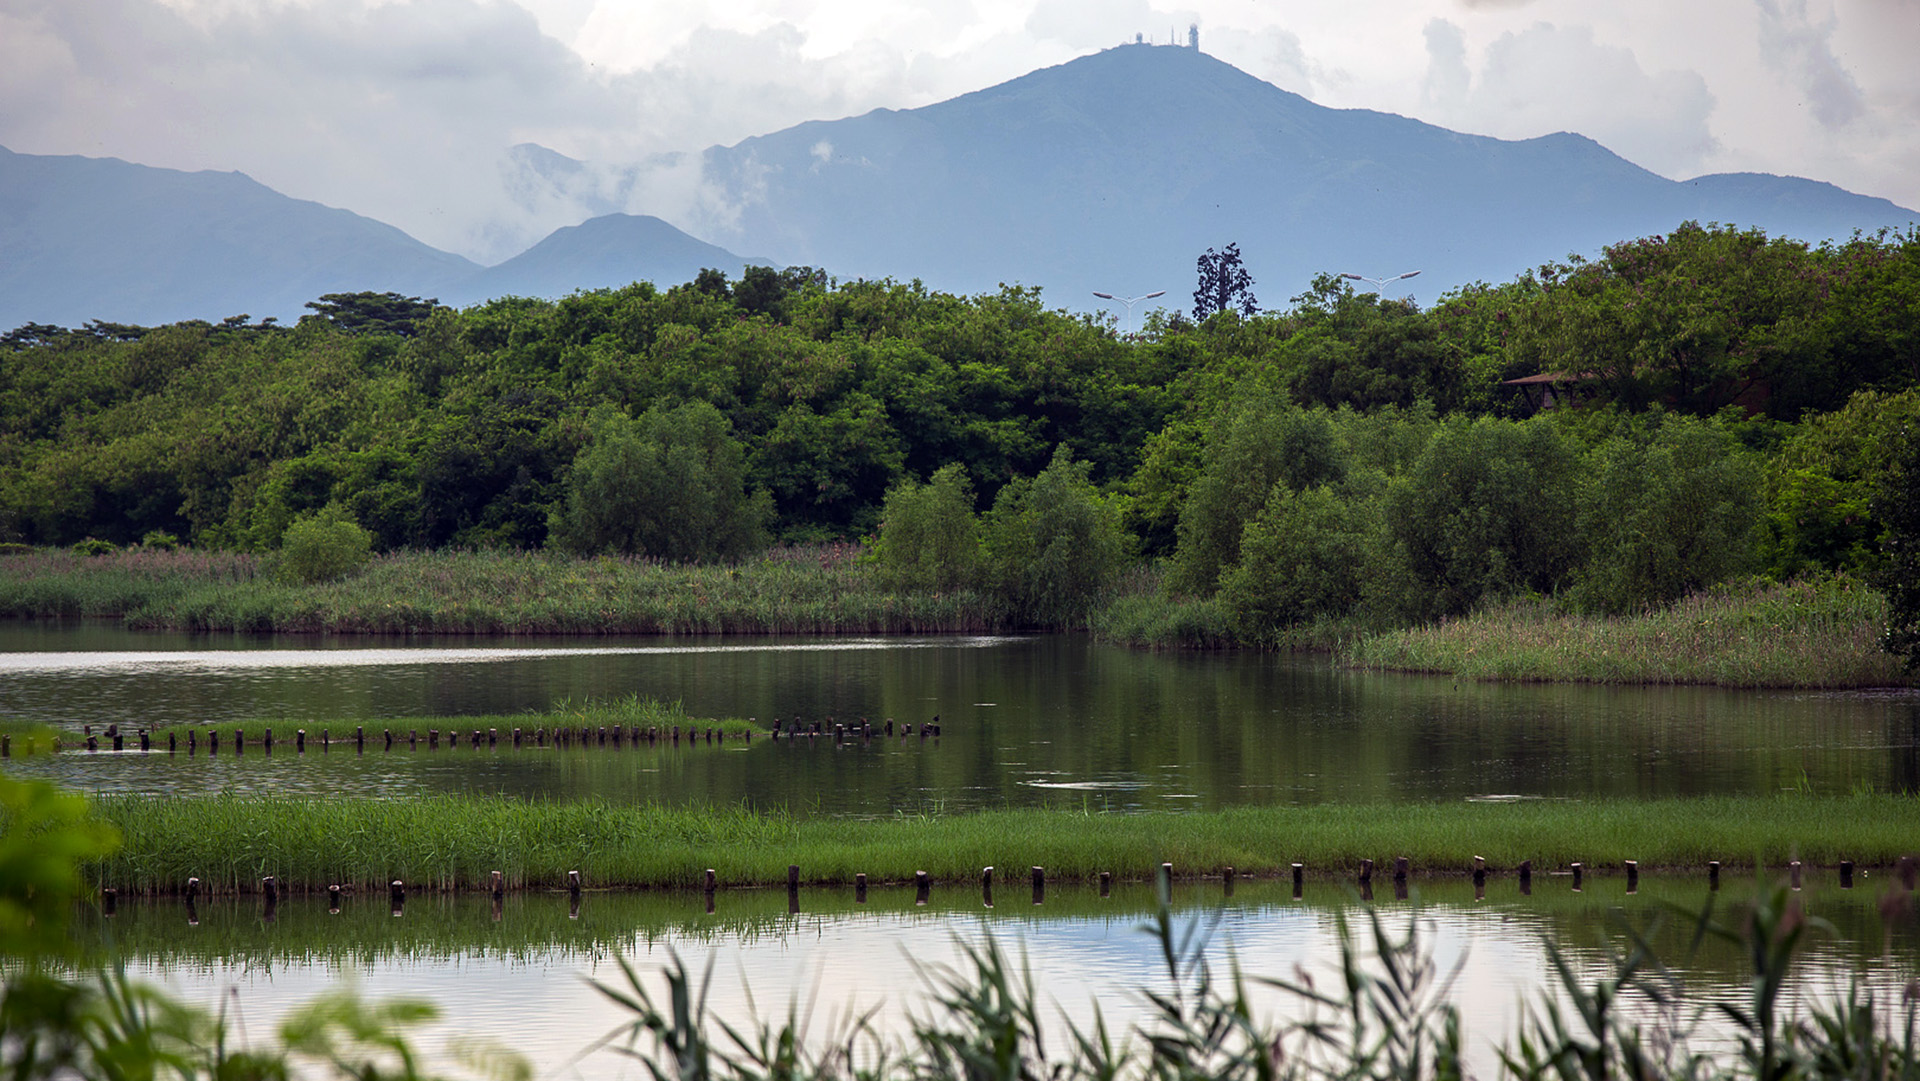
1193, 244, 1257, 319
301, 292, 443, 337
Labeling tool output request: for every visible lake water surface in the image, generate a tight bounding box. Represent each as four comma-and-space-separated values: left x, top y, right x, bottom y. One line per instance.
7, 623, 1920, 1078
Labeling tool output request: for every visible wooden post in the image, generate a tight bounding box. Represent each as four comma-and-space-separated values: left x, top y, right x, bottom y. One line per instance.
570, 870, 583, 900
1571, 862, 1584, 891
1031, 866, 1045, 905
409, 730, 418, 749
235, 729, 244, 755
788, 865, 800, 913
101, 887, 116, 916
513, 728, 522, 748
1709, 860, 1722, 889
140, 730, 150, 752
1519, 859, 1533, 895
356, 726, 365, 752
1472, 855, 1486, 889
185, 877, 200, 902
328, 884, 342, 913
1291, 863, 1304, 900
1393, 856, 1408, 882
1223, 866, 1235, 897
1901, 856, 1916, 891
982, 866, 994, 908
855, 873, 867, 903
1099, 870, 1112, 898
112, 731, 123, 751
262, 876, 278, 920
189, 730, 197, 754
209, 730, 218, 754
263, 728, 273, 752
489, 728, 497, 748
704, 869, 716, 895
1158, 862, 1173, 904
322, 729, 329, 750
390, 880, 405, 915
168, 732, 176, 754
429, 729, 439, 749
296, 729, 305, 753
915, 870, 930, 906
1626, 860, 1639, 893
1790, 860, 1803, 890
2, 734, 9, 758
1841, 860, 1855, 888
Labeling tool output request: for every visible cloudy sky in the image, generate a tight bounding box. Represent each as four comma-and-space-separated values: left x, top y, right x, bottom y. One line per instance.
3, 0, 1914, 264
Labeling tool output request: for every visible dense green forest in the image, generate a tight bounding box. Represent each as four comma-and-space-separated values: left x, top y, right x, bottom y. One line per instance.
2, 222, 1917, 654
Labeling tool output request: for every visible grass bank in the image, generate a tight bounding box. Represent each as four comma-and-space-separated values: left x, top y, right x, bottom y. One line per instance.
84, 793, 1920, 894
1347, 576, 1912, 688
0, 544, 1001, 634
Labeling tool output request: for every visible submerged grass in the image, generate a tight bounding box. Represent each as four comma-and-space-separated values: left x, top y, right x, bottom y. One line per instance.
84, 793, 1920, 895
1348, 576, 1911, 688
0, 544, 1003, 634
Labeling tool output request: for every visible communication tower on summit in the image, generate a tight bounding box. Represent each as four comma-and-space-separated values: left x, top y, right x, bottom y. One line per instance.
1189, 23, 1199, 50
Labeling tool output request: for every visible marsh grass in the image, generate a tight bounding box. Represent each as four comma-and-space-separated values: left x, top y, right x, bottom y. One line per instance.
85, 793, 1920, 895
141, 695, 762, 744
1349, 576, 1911, 688
0, 544, 1004, 634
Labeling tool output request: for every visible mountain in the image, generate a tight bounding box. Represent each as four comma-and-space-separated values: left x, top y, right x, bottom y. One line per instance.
686, 44, 1918, 306
448, 213, 764, 307
0, 145, 480, 329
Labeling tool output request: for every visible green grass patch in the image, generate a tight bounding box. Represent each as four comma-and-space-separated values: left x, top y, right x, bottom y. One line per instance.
140, 695, 763, 745
0, 544, 1003, 634
1347, 576, 1912, 688
84, 793, 1920, 895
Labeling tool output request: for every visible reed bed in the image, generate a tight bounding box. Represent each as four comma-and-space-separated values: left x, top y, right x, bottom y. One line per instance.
1349, 576, 1912, 688
0, 544, 1003, 634
84, 792, 1920, 895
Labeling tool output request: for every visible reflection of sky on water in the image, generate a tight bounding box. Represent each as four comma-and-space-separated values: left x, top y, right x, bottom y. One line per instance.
118, 893, 1919, 1081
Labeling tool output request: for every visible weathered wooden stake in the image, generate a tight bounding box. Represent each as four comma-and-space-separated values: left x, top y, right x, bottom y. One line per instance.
1099, 870, 1112, 898
855, 873, 868, 903
1709, 860, 1722, 890
1790, 860, 1803, 890
1625, 859, 1640, 893
1291, 863, 1304, 900
1223, 866, 1236, 897
1519, 859, 1533, 895
1900, 856, 1916, 891
2, 734, 9, 758
102, 887, 117, 916
569, 870, 583, 900
982, 866, 994, 907
1472, 855, 1486, 889
513, 728, 522, 748
408, 730, 418, 749
328, 884, 342, 912
489, 728, 498, 748
1393, 856, 1408, 882
1158, 862, 1173, 904
1841, 860, 1855, 888
209, 730, 219, 754
1571, 862, 1584, 891
296, 729, 305, 753
390, 880, 405, 915
704, 869, 716, 895
262, 876, 278, 920
263, 728, 273, 752
491, 871, 505, 899
112, 732, 123, 751
1032, 866, 1045, 905
140, 730, 150, 752
915, 871, 930, 905
185, 877, 200, 902
356, 726, 365, 752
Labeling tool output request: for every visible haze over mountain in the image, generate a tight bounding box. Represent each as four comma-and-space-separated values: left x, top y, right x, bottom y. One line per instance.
687, 43, 1918, 308
0, 145, 481, 329
3, 44, 1915, 331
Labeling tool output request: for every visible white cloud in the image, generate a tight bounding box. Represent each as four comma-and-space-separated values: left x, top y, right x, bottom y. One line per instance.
2, 0, 1915, 267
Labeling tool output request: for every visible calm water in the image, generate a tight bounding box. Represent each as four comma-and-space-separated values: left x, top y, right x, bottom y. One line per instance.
79, 876, 1920, 1081
9, 622, 1920, 1078
3, 623, 1918, 812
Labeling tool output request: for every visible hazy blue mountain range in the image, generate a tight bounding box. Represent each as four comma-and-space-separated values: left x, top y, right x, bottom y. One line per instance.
689, 43, 1917, 307
0, 145, 481, 329
4, 44, 1916, 329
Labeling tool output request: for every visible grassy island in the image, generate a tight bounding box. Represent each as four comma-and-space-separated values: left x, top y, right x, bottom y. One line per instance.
82, 792, 1920, 895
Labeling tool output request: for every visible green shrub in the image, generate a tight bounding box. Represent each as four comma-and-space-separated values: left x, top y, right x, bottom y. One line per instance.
139, 530, 180, 551
549, 402, 769, 562
277, 507, 373, 584
869, 464, 983, 592
69, 538, 117, 556
1220, 484, 1367, 638
984, 446, 1130, 626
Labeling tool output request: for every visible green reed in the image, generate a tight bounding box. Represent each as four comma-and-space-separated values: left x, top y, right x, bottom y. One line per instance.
84, 793, 1920, 895
1348, 576, 1911, 688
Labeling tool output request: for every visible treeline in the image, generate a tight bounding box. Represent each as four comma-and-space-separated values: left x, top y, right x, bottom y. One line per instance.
1, 223, 1917, 648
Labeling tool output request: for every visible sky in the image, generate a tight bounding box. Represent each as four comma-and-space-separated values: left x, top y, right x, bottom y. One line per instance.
3, 0, 1916, 265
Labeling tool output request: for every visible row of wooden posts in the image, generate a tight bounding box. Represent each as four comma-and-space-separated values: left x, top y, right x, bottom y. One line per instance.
101, 854, 1906, 922
14, 717, 946, 757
